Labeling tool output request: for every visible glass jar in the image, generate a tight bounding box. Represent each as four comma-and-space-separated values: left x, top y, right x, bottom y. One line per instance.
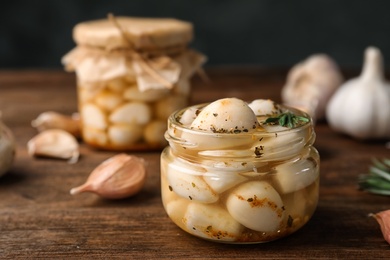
161, 103, 320, 243
76, 76, 191, 150
62, 16, 205, 151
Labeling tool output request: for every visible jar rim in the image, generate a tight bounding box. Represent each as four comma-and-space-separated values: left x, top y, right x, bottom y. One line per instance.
168, 102, 313, 138
165, 102, 315, 161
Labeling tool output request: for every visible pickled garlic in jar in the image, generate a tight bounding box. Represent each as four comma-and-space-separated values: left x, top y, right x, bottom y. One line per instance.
161, 98, 320, 243
62, 16, 206, 150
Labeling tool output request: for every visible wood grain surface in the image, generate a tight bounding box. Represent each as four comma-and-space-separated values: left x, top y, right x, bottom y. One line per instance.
0, 69, 389, 259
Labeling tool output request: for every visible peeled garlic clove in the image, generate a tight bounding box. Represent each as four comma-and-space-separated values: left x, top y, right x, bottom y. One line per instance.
201, 160, 251, 194
108, 124, 143, 146
82, 126, 109, 147
184, 202, 244, 242
203, 170, 246, 194
370, 209, 390, 244
165, 198, 189, 226
95, 90, 123, 112
109, 102, 151, 125
191, 98, 259, 133
182, 98, 260, 150
70, 153, 146, 199
273, 158, 319, 194
166, 158, 218, 203
31, 111, 81, 137
226, 181, 285, 232
179, 106, 198, 126
81, 103, 107, 130
27, 129, 79, 164
282, 54, 343, 119
248, 99, 282, 116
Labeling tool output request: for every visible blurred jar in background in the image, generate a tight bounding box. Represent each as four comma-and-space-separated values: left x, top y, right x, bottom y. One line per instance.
62, 15, 206, 151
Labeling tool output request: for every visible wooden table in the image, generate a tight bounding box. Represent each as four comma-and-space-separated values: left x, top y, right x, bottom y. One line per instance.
0, 69, 389, 259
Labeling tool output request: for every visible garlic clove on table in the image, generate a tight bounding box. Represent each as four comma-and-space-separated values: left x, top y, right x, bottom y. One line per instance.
326, 46, 390, 140
70, 153, 146, 199
31, 111, 81, 137
282, 54, 343, 120
27, 129, 79, 164
370, 209, 390, 245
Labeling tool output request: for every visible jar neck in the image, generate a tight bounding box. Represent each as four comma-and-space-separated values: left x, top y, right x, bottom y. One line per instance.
166, 105, 315, 163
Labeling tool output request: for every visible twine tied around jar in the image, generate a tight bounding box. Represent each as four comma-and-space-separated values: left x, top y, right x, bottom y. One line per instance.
62, 14, 208, 89
108, 13, 176, 89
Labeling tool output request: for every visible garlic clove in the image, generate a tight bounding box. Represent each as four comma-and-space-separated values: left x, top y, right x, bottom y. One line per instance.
282, 54, 343, 120
70, 153, 146, 199
190, 98, 259, 133
31, 111, 81, 137
226, 181, 285, 232
82, 126, 109, 147
181, 98, 259, 150
184, 202, 244, 241
165, 198, 189, 225
201, 159, 253, 194
179, 106, 198, 126
27, 129, 79, 164
248, 99, 282, 116
108, 124, 143, 146
166, 157, 219, 203
95, 90, 123, 112
370, 209, 390, 244
81, 103, 107, 130
203, 169, 246, 194
109, 102, 151, 125
273, 158, 319, 194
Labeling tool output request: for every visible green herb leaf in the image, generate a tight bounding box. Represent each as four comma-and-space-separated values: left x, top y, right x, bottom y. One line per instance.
263, 112, 309, 128
359, 158, 390, 196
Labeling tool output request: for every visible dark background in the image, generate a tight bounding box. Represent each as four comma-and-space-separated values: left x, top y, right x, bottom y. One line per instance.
1, 0, 390, 69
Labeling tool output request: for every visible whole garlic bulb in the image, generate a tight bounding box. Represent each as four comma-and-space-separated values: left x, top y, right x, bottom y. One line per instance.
0, 119, 15, 177
326, 47, 390, 140
282, 54, 343, 120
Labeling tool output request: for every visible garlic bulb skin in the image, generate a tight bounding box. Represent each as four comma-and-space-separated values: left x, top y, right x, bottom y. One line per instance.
326, 47, 390, 140
282, 54, 343, 120
0, 120, 15, 177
